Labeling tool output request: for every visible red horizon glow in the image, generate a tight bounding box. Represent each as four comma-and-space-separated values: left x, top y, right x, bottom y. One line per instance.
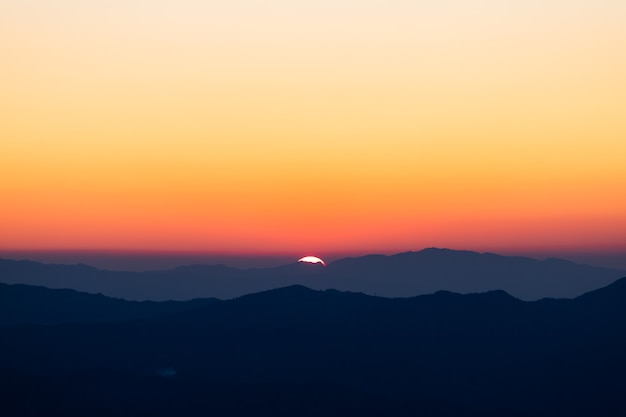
2, 2, 625, 262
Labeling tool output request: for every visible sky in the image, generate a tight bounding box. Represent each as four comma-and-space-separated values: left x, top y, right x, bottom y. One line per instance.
1, 1, 625, 264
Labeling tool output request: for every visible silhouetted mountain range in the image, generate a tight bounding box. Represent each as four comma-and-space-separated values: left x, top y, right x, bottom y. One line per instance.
0, 283, 218, 326
2, 278, 626, 416
1, 248, 624, 300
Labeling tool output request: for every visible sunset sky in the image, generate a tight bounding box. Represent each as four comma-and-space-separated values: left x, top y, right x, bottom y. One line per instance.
2, 1, 625, 261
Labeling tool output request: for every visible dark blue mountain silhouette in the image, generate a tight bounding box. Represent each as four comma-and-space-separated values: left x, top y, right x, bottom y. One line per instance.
1, 278, 626, 416
1, 248, 624, 300
0, 282, 219, 326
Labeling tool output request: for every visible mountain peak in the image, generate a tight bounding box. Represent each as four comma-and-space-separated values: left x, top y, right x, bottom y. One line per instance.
1, 250, 624, 301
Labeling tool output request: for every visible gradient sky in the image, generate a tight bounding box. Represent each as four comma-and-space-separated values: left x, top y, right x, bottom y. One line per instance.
2, 1, 625, 257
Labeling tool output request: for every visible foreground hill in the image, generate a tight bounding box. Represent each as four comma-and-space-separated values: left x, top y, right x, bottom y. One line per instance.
0, 282, 219, 326
1, 278, 626, 416
1, 248, 624, 300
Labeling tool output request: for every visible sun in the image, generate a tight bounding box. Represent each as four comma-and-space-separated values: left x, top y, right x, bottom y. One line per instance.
297, 256, 326, 266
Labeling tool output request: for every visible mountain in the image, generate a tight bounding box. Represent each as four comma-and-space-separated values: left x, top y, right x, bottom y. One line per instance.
0, 282, 219, 326
0, 369, 518, 417
1, 279, 626, 416
309, 248, 626, 299
1, 248, 624, 300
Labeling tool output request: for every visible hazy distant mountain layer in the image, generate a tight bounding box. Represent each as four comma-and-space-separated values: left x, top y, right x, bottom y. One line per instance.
1, 279, 626, 416
1, 249, 624, 300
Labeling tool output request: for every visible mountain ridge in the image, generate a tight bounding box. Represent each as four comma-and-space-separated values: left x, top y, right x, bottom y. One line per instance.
1, 248, 624, 301
2, 276, 626, 416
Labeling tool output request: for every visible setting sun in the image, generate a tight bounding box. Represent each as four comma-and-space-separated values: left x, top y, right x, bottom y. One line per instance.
298, 256, 327, 266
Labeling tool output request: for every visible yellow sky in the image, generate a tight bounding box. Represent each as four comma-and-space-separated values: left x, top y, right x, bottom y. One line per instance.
1, 1, 625, 253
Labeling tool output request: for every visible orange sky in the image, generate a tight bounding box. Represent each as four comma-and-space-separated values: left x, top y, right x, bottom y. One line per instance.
1, 1, 625, 256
